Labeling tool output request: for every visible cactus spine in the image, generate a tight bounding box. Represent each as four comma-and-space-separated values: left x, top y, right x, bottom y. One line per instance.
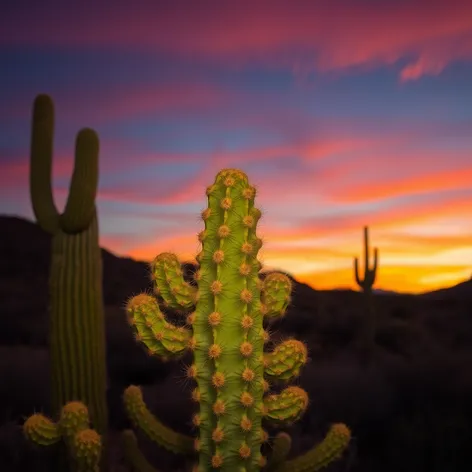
25, 94, 108, 467
353, 225, 378, 363
124, 168, 350, 471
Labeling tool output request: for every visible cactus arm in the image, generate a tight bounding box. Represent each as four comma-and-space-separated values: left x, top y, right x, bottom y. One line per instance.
265, 432, 292, 471
23, 413, 62, 446
121, 430, 160, 472
60, 128, 99, 233
264, 339, 308, 382
264, 386, 309, 425
29, 94, 60, 234
126, 293, 191, 358
353, 257, 362, 287
363, 226, 369, 284
261, 273, 292, 320
123, 386, 194, 455
151, 252, 198, 311
274, 423, 351, 472
29, 95, 99, 235
371, 247, 378, 284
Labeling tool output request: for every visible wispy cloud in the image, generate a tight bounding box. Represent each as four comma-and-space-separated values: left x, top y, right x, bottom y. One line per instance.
2, 1, 472, 81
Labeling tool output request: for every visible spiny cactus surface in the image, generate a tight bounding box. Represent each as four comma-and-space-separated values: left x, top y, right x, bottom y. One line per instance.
124, 168, 351, 472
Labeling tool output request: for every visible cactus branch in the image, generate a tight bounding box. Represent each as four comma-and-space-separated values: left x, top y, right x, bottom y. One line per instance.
121, 430, 159, 472
123, 386, 194, 456
126, 293, 191, 359
151, 252, 198, 311
29, 94, 60, 234
274, 423, 351, 472
60, 128, 99, 233
30, 94, 99, 235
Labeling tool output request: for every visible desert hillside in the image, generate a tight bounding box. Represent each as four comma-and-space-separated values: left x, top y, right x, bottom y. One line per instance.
1, 215, 472, 471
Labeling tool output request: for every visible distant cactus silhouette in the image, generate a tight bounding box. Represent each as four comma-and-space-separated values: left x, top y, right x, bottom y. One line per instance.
123, 168, 351, 471
354, 226, 378, 363
24, 94, 108, 470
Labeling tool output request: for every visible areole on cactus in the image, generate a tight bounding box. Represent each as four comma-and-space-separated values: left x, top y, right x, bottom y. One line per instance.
123, 168, 351, 472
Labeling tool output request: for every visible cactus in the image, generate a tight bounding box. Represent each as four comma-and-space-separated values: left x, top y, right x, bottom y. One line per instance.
124, 168, 350, 471
24, 94, 108, 468
353, 225, 378, 363
121, 430, 160, 472
23, 401, 102, 471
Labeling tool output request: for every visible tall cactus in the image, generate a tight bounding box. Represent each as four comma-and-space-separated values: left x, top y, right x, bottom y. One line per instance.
124, 169, 351, 471
24, 94, 108, 468
353, 225, 378, 364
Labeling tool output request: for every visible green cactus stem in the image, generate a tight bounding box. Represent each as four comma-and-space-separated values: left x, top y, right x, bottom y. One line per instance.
23, 401, 102, 472
30, 94, 107, 432
123, 385, 194, 455
124, 168, 351, 472
353, 225, 378, 363
274, 423, 351, 472
121, 430, 159, 472
25, 94, 108, 469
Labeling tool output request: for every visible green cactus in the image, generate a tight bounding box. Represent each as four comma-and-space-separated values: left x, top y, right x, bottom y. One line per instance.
353, 225, 378, 363
271, 424, 351, 472
124, 168, 350, 471
121, 430, 160, 472
23, 401, 102, 471
24, 94, 108, 468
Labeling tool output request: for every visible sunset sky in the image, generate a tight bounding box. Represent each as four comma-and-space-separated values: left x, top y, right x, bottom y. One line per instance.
1, 0, 472, 294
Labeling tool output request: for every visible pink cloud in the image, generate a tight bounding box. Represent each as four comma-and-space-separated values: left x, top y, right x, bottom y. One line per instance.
2, 1, 472, 80
3, 82, 235, 123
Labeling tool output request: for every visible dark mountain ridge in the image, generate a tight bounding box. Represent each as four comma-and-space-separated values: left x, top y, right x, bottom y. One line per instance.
1, 214, 470, 303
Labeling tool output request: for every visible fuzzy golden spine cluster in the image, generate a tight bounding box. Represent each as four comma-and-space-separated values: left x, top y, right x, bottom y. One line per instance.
124, 168, 351, 472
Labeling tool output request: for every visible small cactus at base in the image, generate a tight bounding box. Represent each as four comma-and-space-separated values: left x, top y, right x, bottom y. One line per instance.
23, 401, 102, 471
124, 168, 351, 471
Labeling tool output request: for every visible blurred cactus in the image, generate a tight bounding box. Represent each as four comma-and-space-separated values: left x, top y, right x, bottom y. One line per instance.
24, 401, 102, 471
124, 168, 350, 471
353, 226, 378, 363
24, 94, 108, 469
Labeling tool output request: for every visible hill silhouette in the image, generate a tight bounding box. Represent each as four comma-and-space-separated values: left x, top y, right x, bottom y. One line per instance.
1, 213, 472, 471
1, 214, 471, 308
